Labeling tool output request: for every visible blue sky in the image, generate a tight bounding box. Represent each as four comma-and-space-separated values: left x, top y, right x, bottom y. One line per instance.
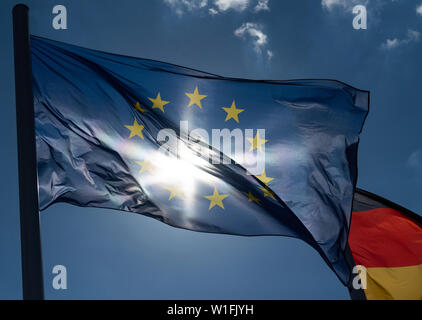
0, 0, 421, 299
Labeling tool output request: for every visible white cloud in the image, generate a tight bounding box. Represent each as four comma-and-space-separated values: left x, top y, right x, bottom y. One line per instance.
163, 0, 269, 15
234, 22, 272, 60
164, 0, 208, 15
417, 4, 422, 16
382, 29, 421, 49
235, 22, 268, 50
384, 38, 400, 49
209, 7, 219, 15
408, 29, 421, 42
254, 0, 270, 12
162, 1, 275, 61
322, 0, 344, 10
322, 0, 369, 12
214, 0, 250, 12
407, 149, 422, 170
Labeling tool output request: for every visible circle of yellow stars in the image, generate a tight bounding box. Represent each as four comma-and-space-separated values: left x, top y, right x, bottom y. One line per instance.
124, 85, 276, 210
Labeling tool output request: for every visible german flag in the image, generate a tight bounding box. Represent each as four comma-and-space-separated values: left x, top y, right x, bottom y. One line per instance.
348, 189, 422, 300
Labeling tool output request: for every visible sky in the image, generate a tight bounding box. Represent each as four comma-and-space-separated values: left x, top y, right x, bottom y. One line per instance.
0, 0, 421, 300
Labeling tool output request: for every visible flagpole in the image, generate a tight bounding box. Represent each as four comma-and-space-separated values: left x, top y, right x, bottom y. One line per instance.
12, 4, 44, 300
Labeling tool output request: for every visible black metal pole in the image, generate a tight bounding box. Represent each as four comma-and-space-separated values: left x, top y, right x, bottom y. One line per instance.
12, 4, 44, 300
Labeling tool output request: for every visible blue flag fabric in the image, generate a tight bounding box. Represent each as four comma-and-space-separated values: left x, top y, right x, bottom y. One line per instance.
31, 36, 369, 284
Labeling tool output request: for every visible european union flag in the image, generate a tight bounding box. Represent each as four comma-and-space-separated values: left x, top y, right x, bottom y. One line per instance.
31, 36, 369, 284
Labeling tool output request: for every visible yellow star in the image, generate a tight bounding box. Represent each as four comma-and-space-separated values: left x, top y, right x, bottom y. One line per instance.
134, 101, 147, 113
259, 186, 276, 200
204, 187, 228, 210
164, 185, 184, 200
222, 100, 244, 123
136, 160, 154, 174
148, 93, 169, 113
125, 118, 145, 139
257, 170, 274, 186
247, 132, 268, 152
185, 86, 207, 109
245, 191, 261, 205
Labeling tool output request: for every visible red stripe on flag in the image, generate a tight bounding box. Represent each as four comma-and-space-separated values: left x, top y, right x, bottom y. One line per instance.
349, 208, 422, 268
